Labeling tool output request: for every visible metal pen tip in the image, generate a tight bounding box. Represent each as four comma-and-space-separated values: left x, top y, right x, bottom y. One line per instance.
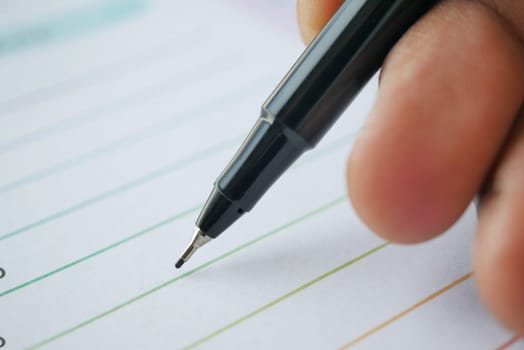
175, 259, 185, 269
175, 227, 211, 269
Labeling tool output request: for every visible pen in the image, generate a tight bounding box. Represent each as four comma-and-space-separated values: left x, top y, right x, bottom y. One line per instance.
175, 0, 436, 268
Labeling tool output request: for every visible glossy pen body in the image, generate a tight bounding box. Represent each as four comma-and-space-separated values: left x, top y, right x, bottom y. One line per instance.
176, 0, 435, 268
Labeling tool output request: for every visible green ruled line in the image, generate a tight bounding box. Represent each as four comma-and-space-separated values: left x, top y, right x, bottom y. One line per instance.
0, 204, 201, 298
0, 129, 357, 242
26, 196, 347, 350
0, 130, 357, 298
183, 243, 389, 350
0, 136, 240, 242
0, 54, 230, 154
0, 76, 264, 194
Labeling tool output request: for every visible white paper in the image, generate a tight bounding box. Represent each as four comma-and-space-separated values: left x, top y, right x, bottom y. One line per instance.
0, 1, 517, 349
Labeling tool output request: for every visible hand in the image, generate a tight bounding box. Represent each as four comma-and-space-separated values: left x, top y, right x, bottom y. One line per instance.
297, 0, 524, 334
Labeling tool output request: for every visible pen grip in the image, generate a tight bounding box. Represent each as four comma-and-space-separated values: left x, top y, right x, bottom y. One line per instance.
263, 0, 435, 146
197, 119, 305, 237
195, 0, 436, 240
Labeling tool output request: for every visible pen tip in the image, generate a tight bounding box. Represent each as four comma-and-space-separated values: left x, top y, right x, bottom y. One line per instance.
175, 227, 211, 269
175, 259, 185, 269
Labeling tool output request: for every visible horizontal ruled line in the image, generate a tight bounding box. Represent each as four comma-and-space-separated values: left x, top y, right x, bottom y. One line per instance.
0, 55, 241, 154
183, 243, 389, 350
0, 204, 201, 298
0, 29, 206, 118
0, 75, 264, 195
0, 136, 240, 242
26, 196, 348, 350
0, 131, 356, 297
339, 272, 473, 349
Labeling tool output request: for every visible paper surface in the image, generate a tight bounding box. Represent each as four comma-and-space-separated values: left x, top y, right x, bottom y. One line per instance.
0, 1, 518, 349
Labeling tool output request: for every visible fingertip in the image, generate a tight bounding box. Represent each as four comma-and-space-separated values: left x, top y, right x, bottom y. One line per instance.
475, 197, 524, 335
474, 117, 524, 335
347, 109, 463, 244
297, 0, 344, 44
346, 0, 524, 245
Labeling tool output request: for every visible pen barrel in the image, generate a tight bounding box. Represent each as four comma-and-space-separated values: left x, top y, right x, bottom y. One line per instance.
197, 119, 306, 238
196, 0, 436, 239
264, 0, 435, 146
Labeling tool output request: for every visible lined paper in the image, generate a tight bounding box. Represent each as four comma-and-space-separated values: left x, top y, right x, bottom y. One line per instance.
0, 1, 517, 349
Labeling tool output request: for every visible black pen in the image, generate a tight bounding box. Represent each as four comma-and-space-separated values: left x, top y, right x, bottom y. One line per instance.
175, 0, 435, 268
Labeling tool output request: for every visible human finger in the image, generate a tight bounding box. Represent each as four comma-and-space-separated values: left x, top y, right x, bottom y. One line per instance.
347, 0, 524, 242
475, 112, 524, 334
296, 0, 344, 43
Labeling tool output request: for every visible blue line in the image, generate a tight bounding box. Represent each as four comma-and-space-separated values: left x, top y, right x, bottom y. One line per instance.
0, 0, 148, 57
0, 77, 264, 195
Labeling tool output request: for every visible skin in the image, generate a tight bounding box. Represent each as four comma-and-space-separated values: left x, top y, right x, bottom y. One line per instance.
297, 0, 524, 335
